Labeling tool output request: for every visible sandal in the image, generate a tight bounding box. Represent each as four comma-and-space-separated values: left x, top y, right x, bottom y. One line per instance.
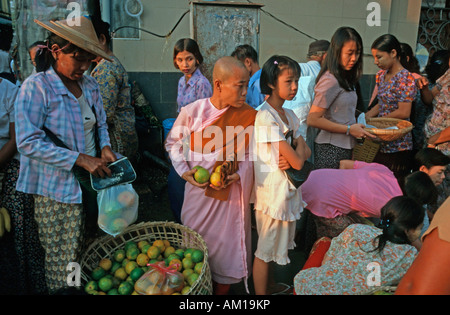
271, 283, 294, 295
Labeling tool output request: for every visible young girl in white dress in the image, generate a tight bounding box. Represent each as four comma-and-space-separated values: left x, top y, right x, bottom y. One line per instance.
252, 55, 311, 295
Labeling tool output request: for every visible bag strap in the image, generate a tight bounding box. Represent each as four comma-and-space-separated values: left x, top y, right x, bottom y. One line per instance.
42, 104, 100, 155
42, 126, 70, 150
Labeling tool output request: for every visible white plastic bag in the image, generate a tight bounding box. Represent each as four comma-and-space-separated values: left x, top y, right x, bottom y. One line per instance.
97, 183, 139, 237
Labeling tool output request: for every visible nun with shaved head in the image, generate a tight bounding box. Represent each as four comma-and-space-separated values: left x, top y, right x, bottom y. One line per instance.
165, 56, 257, 295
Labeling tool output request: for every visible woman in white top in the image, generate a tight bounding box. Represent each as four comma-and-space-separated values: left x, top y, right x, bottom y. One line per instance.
252, 55, 311, 295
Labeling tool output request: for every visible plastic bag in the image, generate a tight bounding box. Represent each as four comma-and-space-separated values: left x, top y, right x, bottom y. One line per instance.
134, 261, 185, 295
97, 183, 139, 237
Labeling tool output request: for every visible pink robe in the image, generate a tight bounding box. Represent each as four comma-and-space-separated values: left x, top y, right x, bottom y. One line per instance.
165, 98, 253, 287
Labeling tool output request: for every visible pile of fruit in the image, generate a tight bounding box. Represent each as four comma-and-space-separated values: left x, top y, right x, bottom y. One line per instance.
84, 239, 205, 295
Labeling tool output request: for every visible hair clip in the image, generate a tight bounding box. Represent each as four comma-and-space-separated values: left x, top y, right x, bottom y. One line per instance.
380, 219, 391, 228
274, 61, 278, 65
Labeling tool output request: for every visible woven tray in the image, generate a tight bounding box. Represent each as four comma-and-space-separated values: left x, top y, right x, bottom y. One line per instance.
365, 118, 413, 142
79, 221, 213, 295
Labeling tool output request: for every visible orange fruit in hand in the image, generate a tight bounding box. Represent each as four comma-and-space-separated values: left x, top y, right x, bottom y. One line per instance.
210, 172, 222, 187
193, 166, 210, 184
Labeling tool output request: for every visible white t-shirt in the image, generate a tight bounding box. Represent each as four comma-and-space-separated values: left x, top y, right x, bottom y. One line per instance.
252, 101, 306, 222
77, 93, 97, 157
0, 78, 19, 160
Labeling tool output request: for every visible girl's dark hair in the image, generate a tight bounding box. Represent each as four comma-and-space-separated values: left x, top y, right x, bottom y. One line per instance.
34, 34, 85, 72
400, 42, 421, 74
425, 50, 450, 84
403, 171, 438, 206
372, 196, 424, 253
90, 15, 112, 45
173, 38, 204, 69
316, 27, 363, 91
260, 55, 301, 95
371, 34, 405, 62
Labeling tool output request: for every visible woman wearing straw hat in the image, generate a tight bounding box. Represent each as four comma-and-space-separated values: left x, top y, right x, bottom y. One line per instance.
14, 16, 116, 292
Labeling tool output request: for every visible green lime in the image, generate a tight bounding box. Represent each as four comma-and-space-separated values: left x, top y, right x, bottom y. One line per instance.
98, 276, 113, 292
118, 281, 134, 295
107, 288, 119, 295
84, 280, 98, 294
114, 249, 126, 263
130, 267, 145, 281
91, 266, 106, 281
191, 249, 204, 263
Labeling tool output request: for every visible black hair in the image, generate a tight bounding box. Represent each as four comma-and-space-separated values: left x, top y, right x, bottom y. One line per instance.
231, 44, 258, 63
425, 50, 450, 85
403, 171, 438, 206
371, 34, 404, 61
316, 27, 363, 91
34, 34, 89, 73
400, 42, 421, 74
372, 196, 424, 253
90, 15, 112, 45
260, 55, 301, 95
414, 148, 450, 171
0, 24, 13, 51
173, 38, 204, 69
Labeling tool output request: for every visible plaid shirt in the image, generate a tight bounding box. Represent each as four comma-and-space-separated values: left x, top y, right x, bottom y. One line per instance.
15, 67, 111, 204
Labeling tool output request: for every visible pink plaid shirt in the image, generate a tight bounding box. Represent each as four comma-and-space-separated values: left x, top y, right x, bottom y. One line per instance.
15, 67, 111, 204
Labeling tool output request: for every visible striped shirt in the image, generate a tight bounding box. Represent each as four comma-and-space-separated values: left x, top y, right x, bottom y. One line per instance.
15, 67, 111, 204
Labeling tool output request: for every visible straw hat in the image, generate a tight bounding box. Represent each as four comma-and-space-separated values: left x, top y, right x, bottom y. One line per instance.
34, 16, 112, 62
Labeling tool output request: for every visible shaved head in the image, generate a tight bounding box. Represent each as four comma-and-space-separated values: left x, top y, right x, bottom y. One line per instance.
210, 56, 250, 109
213, 56, 248, 82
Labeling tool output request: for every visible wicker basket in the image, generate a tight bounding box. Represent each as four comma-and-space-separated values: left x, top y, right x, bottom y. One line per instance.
353, 138, 381, 163
364, 118, 413, 142
79, 221, 213, 295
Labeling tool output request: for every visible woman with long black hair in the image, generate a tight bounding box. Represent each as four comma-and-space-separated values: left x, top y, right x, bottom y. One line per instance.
307, 27, 374, 170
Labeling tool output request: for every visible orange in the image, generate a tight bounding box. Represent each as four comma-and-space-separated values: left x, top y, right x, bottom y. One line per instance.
181, 286, 191, 295
163, 240, 171, 249
186, 273, 199, 286
164, 246, 176, 258
194, 262, 204, 275
147, 246, 161, 259
210, 172, 222, 187
136, 253, 150, 267
125, 261, 138, 275
153, 240, 166, 253
169, 259, 183, 272
99, 258, 112, 272
137, 240, 150, 251
182, 268, 194, 279
114, 267, 127, 281
182, 257, 194, 270
193, 166, 210, 184
113, 249, 126, 263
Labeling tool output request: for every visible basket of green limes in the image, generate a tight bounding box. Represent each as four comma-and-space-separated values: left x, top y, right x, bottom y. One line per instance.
79, 221, 213, 295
